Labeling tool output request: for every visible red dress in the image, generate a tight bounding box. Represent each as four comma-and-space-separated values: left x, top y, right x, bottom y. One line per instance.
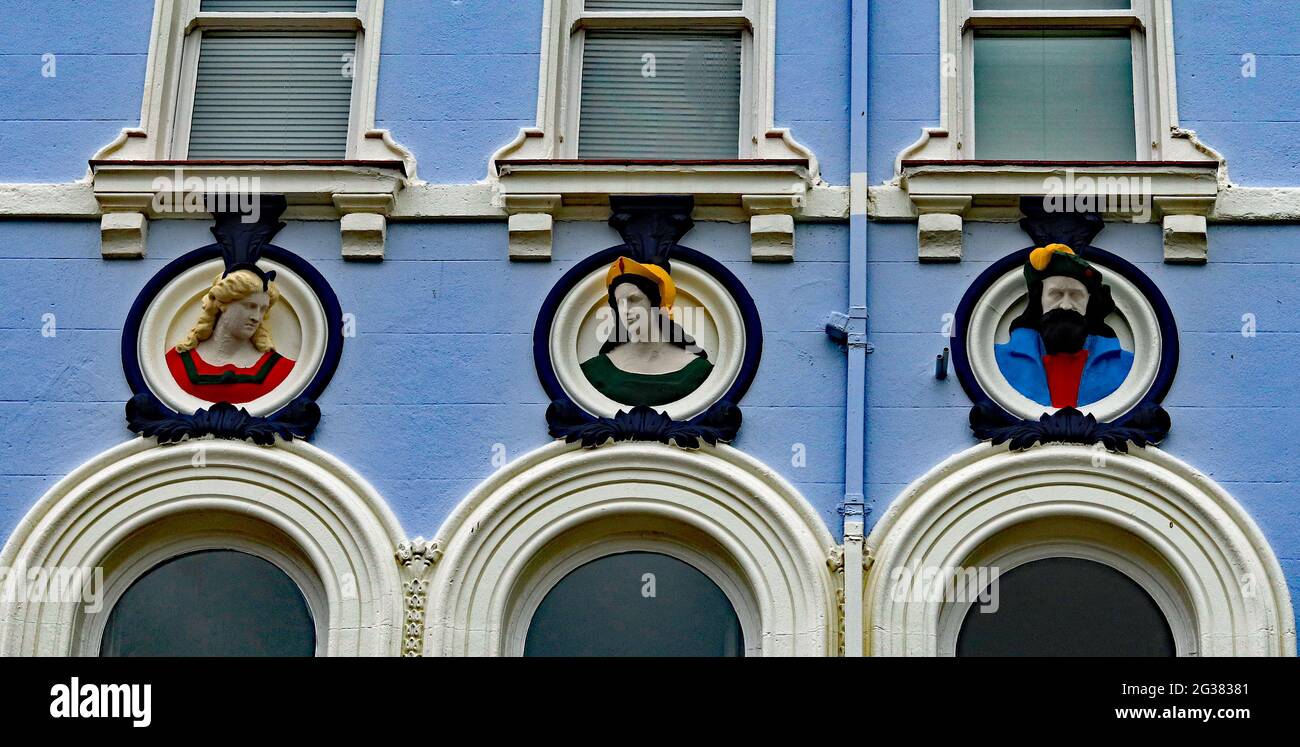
165, 347, 296, 404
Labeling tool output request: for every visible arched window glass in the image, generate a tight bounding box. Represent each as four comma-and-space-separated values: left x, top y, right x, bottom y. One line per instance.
524, 551, 743, 657
101, 550, 316, 657
956, 556, 1176, 657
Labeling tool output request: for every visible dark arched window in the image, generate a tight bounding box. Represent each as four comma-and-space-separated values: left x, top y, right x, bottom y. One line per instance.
524, 551, 744, 657
956, 556, 1176, 657
101, 550, 316, 657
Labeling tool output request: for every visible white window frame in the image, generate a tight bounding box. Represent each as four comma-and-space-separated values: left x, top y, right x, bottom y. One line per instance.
169, 0, 377, 160
427, 440, 840, 656
89, 0, 412, 260
903, 0, 1220, 166
490, 0, 821, 261
559, 0, 757, 159
97, 0, 389, 163
0, 438, 408, 657
492, 0, 819, 170
957, 0, 1151, 160
895, 1, 1224, 261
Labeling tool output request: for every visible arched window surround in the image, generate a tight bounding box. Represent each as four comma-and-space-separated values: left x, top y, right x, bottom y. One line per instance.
427, 440, 840, 657
0, 438, 407, 657
866, 443, 1296, 657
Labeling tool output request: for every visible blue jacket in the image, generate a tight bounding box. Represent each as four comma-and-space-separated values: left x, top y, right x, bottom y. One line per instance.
994, 327, 1134, 408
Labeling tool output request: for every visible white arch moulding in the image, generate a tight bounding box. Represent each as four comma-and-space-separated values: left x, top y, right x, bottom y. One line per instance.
865, 443, 1296, 657
427, 440, 840, 657
0, 438, 407, 657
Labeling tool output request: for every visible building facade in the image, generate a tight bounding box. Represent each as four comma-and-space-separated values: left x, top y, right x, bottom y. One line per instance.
0, 0, 1295, 656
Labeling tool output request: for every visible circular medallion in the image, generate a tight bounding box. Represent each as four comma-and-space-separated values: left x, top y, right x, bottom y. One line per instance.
123, 243, 343, 420
952, 245, 1178, 424
535, 245, 762, 422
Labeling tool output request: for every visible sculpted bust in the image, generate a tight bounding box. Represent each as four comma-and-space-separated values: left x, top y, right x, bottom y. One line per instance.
994, 244, 1133, 408
581, 256, 713, 407
165, 268, 296, 404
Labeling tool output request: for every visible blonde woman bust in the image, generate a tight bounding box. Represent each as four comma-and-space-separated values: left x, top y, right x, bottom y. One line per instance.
164, 269, 296, 404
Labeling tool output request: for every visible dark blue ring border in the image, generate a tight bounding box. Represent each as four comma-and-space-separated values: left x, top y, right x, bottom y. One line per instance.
950, 245, 1179, 425
121, 244, 345, 421
533, 244, 763, 423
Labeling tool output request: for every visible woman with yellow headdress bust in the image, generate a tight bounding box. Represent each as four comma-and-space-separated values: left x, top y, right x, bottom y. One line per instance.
580, 255, 713, 407
164, 268, 296, 405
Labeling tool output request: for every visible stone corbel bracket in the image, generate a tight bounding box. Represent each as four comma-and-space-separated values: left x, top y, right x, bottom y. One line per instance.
395, 537, 442, 658
504, 194, 563, 261
1153, 195, 1216, 264
333, 193, 395, 261
911, 195, 972, 262
98, 192, 155, 259
742, 194, 802, 262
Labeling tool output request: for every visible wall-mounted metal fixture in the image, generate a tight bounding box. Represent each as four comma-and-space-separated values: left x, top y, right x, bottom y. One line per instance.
825, 310, 873, 352
936, 347, 950, 380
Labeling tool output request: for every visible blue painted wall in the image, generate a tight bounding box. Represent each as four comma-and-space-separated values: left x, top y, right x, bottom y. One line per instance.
0, 0, 152, 182
375, 0, 543, 183
0, 216, 847, 542
1174, 0, 1300, 185
860, 0, 1300, 630
0, 0, 1296, 637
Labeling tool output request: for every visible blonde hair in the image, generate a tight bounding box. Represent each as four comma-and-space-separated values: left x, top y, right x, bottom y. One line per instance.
175, 269, 280, 353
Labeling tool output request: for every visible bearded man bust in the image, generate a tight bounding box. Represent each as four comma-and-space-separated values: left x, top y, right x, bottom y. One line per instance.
994, 244, 1134, 409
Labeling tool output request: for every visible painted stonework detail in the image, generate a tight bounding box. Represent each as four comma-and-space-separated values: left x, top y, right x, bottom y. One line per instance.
122, 196, 344, 445
396, 538, 441, 658
581, 255, 714, 407
953, 201, 1178, 452
534, 196, 762, 449
166, 210, 297, 404
994, 244, 1134, 409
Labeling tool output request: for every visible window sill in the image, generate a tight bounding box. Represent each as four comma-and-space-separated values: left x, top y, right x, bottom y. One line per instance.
896, 160, 1222, 264
493, 158, 827, 262
494, 158, 813, 201
90, 159, 408, 261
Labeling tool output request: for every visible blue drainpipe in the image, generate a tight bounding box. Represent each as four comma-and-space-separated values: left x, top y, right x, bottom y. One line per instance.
839, 0, 871, 656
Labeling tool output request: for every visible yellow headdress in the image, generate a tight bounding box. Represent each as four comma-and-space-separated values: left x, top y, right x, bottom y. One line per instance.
1024, 243, 1102, 291
1028, 243, 1075, 271
606, 256, 675, 310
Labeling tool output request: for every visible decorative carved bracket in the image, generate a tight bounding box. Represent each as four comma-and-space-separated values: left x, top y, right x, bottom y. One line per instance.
546, 400, 741, 450
126, 392, 320, 445
970, 401, 1171, 453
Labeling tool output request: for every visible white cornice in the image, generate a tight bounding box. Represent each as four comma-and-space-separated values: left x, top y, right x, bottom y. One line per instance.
6, 179, 1300, 224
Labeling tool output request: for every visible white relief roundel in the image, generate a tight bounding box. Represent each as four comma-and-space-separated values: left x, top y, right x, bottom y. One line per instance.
136, 257, 329, 417
965, 262, 1162, 423
549, 259, 747, 421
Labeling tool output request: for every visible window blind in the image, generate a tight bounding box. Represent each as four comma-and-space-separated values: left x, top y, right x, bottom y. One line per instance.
200, 0, 357, 11
973, 30, 1136, 160
187, 31, 357, 159
578, 30, 742, 159
972, 1, 1129, 9
585, 0, 742, 10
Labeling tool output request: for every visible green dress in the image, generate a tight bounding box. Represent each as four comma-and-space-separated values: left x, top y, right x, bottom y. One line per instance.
580, 353, 714, 407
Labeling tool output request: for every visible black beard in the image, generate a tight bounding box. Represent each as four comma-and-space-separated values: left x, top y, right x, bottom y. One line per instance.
1040, 309, 1089, 354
